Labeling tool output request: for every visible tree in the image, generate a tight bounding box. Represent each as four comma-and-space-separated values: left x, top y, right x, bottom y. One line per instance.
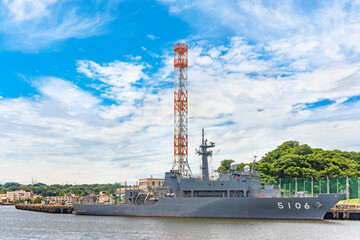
218, 141, 360, 180
33, 197, 43, 203
217, 159, 235, 173
256, 141, 360, 179
236, 163, 253, 172
0, 182, 124, 197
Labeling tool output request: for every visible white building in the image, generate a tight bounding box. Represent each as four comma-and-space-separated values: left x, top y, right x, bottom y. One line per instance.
54, 194, 77, 204
6, 190, 32, 202
0, 194, 9, 204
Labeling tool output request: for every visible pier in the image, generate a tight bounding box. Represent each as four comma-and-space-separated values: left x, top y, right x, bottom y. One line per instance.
15, 204, 73, 214
324, 204, 360, 220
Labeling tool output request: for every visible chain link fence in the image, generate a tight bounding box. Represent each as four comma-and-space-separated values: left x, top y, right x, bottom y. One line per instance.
263, 177, 360, 202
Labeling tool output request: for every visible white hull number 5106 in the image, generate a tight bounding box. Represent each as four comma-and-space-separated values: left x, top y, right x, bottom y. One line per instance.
277, 202, 310, 210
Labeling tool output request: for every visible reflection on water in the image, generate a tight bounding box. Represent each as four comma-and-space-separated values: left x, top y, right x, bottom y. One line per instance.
0, 206, 358, 240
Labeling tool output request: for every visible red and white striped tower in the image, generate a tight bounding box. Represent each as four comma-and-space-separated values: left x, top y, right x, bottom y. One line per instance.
173, 43, 192, 176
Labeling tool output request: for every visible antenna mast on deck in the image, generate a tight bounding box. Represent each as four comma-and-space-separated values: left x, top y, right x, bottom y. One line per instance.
196, 129, 215, 180
172, 43, 192, 176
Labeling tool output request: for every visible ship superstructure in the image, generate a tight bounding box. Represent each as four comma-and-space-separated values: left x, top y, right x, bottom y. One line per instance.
74, 129, 344, 220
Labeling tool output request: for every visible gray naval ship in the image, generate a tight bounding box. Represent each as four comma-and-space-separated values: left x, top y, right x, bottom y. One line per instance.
73, 130, 344, 220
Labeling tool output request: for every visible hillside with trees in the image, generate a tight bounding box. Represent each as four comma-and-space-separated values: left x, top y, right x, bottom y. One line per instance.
0, 182, 122, 196
218, 141, 360, 182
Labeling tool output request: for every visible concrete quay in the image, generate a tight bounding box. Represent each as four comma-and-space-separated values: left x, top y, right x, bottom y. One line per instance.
324, 204, 360, 220
15, 204, 73, 214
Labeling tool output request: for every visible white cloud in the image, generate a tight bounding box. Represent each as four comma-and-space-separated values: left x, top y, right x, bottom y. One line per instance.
77, 60, 147, 88
90, 35, 360, 180
0, 0, 113, 51
146, 34, 159, 40
76, 60, 149, 105
182, 38, 360, 171
3, 0, 57, 22
35, 77, 101, 110
0, 75, 173, 184
1, 1, 360, 184
159, 0, 360, 63
1, 35, 360, 184
159, 0, 306, 38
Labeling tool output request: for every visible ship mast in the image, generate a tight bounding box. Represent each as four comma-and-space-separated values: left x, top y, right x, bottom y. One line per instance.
196, 129, 215, 181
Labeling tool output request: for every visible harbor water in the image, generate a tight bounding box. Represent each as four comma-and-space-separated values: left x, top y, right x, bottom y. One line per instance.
0, 206, 359, 240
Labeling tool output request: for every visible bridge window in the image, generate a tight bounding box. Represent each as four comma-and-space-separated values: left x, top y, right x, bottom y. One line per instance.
182, 191, 192, 197
230, 190, 243, 198
193, 191, 228, 198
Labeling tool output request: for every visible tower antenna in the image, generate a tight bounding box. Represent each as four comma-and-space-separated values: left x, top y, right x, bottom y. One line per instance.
172, 43, 192, 176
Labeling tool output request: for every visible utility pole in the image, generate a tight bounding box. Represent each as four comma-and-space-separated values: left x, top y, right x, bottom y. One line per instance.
346, 176, 349, 205
327, 176, 329, 194
303, 180, 305, 193
279, 178, 281, 197
289, 183, 291, 196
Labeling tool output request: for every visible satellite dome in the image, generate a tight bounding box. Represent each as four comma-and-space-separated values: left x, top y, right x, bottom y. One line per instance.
244, 165, 250, 172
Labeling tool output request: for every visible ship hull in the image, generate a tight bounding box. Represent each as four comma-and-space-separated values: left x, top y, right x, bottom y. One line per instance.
73, 193, 344, 220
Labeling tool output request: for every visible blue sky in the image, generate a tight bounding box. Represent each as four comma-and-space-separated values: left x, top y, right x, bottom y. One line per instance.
1, 0, 360, 184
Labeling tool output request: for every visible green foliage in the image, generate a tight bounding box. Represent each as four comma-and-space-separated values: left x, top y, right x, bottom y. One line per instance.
0, 185, 5, 194
0, 183, 123, 197
217, 141, 360, 180
1, 182, 22, 192
32, 197, 43, 204
109, 183, 122, 195
217, 159, 235, 173
257, 141, 360, 179
236, 163, 253, 172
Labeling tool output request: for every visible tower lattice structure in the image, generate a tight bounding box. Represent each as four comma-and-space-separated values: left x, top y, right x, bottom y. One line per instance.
172, 43, 192, 176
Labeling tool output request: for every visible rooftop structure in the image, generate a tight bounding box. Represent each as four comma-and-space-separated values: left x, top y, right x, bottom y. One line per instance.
138, 178, 165, 192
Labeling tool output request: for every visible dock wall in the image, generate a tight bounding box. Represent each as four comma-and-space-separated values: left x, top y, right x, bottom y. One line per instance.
15, 204, 73, 214
324, 204, 360, 220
